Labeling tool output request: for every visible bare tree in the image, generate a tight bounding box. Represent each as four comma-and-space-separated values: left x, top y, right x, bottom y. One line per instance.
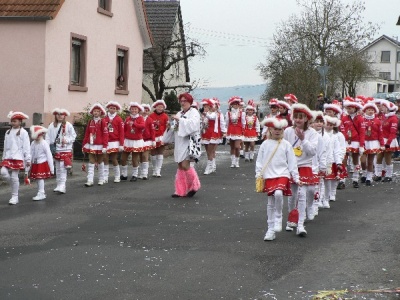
258, 0, 379, 104
143, 30, 205, 102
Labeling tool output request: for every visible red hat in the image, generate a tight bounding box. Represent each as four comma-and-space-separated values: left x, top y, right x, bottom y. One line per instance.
284, 94, 298, 103
52, 108, 71, 116
291, 103, 313, 120
89, 103, 106, 116
105, 101, 122, 110
152, 100, 167, 109
343, 96, 363, 110
7, 111, 29, 120
30, 125, 47, 139
269, 98, 280, 107
381, 100, 398, 112
129, 102, 144, 112
142, 104, 151, 111
260, 117, 288, 129
277, 100, 291, 111
178, 93, 194, 104
201, 98, 215, 108
213, 97, 221, 108
323, 103, 342, 115
324, 115, 341, 127
362, 101, 378, 113
228, 96, 241, 106
312, 111, 326, 124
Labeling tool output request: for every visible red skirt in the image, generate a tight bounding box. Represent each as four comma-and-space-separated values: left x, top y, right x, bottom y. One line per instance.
290, 166, 319, 185
1, 159, 24, 170
30, 162, 51, 179
264, 177, 292, 196
54, 151, 72, 167
325, 163, 338, 180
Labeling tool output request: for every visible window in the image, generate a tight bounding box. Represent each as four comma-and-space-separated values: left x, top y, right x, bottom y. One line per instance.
115, 45, 129, 95
379, 72, 391, 80
69, 33, 87, 92
98, 0, 113, 17
381, 51, 391, 63
397, 51, 400, 63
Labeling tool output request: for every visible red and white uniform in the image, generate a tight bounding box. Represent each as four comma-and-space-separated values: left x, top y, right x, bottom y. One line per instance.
341, 113, 365, 153
201, 112, 224, 144
225, 108, 245, 140
104, 113, 124, 154
382, 112, 399, 152
243, 115, 260, 142
82, 118, 109, 154
142, 115, 156, 151
149, 111, 169, 148
1, 127, 31, 170
30, 139, 54, 179
363, 115, 384, 154
123, 114, 145, 152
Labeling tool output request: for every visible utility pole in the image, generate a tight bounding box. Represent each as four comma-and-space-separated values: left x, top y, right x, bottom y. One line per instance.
317, 65, 330, 97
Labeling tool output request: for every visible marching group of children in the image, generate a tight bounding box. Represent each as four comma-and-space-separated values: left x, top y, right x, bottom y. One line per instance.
255, 94, 399, 241
0, 100, 170, 205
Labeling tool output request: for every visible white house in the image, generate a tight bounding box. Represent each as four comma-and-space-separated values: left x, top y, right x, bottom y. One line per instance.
358, 35, 400, 97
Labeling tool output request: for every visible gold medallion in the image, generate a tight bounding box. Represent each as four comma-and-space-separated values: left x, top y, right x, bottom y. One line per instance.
293, 146, 302, 157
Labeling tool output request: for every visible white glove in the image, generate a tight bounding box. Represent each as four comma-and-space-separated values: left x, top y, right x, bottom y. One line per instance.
326, 165, 332, 175
119, 146, 124, 152
359, 147, 365, 155
102, 148, 107, 154
152, 141, 157, 147
380, 146, 386, 151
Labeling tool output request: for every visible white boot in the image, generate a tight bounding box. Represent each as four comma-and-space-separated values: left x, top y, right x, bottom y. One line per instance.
249, 151, 254, 161
151, 155, 157, 177
54, 160, 61, 192
230, 155, 235, 168
235, 156, 240, 168
114, 165, 121, 183
264, 196, 276, 241
203, 160, 213, 175
141, 162, 149, 180
244, 152, 250, 162
9, 170, 20, 204
156, 155, 163, 177
58, 166, 67, 194
120, 165, 128, 181
130, 166, 139, 181
85, 163, 95, 186
98, 162, 105, 185
137, 163, 143, 179
33, 191, 46, 201
103, 164, 109, 183
212, 159, 216, 172
274, 190, 283, 232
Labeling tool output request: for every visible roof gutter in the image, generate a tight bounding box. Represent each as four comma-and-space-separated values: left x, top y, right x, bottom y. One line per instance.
0, 16, 52, 21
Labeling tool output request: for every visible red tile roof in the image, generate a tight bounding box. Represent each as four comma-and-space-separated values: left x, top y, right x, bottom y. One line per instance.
0, 0, 65, 19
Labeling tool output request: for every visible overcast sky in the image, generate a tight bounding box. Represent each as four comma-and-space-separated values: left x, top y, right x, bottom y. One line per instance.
180, 0, 400, 88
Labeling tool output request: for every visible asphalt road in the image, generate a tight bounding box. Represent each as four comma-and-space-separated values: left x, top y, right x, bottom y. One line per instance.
0, 145, 399, 300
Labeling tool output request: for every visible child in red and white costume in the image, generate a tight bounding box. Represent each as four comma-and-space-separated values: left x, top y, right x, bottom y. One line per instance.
201, 98, 221, 174
341, 97, 365, 188
323, 116, 345, 204
243, 101, 260, 162
103, 101, 124, 183
139, 104, 155, 180
46, 108, 76, 194
256, 118, 300, 241
29, 126, 54, 201
150, 100, 169, 177
261, 98, 280, 139
226, 96, 246, 168
360, 101, 384, 185
82, 103, 109, 187
310, 111, 329, 213
121, 102, 145, 182
284, 103, 319, 236
278, 100, 292, 127
375, 100, 399, 182
1, 111, 31, 205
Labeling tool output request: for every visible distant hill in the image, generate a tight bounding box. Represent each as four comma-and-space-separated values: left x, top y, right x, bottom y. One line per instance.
192, 84, 267, 112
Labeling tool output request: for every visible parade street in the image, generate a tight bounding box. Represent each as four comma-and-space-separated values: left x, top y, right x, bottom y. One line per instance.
0, 145, 399, 300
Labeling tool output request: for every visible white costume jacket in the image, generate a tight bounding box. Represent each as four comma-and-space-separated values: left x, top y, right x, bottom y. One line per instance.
46, 122, 77, 152
2, 127, 31, 163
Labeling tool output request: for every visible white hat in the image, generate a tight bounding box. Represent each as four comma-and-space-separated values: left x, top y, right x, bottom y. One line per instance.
105, 101, 122, 110
152, 100, 167, 109
312, 110, 326, 124
52, 108, 71, 116
343, 97, 363, 110
89, 103, 106, 116
260, 117, 288, 129
323, 103, 342, 115
129, 102, 144, 112
362, 102, 379, 113
142, 104, 151, 111
278, 100, 291, 111
30, 125, 47, 139
291, 103, 313, 121
324, 115, 341, 127
7, 111, 29, 120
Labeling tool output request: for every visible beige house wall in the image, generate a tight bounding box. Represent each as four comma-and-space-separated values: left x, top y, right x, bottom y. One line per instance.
43, 0, 146, 125
0, 21, 46, 126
